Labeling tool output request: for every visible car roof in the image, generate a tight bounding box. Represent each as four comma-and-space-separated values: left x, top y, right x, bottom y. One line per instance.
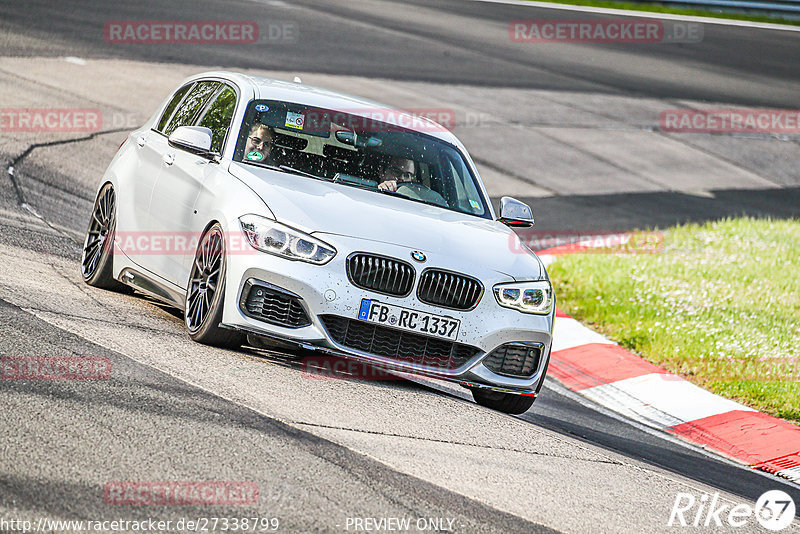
184, 70, 463, 146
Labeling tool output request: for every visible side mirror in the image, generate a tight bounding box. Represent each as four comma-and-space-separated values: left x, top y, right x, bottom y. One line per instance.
168, 126, 214, 158
498, 196, 534, 228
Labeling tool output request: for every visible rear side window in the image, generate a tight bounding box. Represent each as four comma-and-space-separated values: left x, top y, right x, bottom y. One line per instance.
163, 81, 220, 136
197, 85, 237, 154
156, 83, 192, 133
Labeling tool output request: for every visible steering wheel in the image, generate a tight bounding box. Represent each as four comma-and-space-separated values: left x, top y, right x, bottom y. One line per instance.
396, 182, 448, 207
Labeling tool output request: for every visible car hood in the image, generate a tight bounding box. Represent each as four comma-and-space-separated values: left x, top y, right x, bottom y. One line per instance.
229, 162, 543, 280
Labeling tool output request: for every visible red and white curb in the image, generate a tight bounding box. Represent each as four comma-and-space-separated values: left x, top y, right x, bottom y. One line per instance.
540, 250, 800, 484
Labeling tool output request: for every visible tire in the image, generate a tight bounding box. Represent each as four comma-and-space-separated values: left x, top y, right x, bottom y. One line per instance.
81, 183, 127, 292
472, 347, 551, 414
471, 389, 536, 415
185, 223, 245, 348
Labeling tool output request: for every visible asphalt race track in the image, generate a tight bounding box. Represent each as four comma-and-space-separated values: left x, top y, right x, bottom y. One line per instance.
1, 0, 799, 532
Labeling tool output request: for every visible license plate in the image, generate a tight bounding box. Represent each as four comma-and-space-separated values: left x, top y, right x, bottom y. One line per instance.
358, 299, 460, 341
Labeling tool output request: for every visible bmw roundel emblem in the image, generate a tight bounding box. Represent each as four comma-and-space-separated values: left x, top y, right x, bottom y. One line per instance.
411, 250, 426, 262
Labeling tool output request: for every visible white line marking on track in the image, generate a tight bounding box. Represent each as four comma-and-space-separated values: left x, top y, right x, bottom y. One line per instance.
470, 0, 800, 31
581, 372, 756, 427
778, 466, 800, 483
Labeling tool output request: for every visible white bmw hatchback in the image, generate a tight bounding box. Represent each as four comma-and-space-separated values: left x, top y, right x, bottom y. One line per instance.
81, 71, 555, 414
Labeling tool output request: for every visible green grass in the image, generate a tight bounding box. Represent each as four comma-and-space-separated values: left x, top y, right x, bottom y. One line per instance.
521, 0, 800, 26
548, 218, 800, 423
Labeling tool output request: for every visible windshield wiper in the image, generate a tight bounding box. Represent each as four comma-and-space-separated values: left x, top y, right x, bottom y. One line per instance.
377, 187, 459, 213
279, 165, 330, 181
376, 188, 438, 209
376, 188, 402, 197
245, 162, 282, 172
244, 161, 330, 181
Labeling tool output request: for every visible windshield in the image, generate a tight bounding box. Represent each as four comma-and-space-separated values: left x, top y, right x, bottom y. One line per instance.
233, 100, 490, 218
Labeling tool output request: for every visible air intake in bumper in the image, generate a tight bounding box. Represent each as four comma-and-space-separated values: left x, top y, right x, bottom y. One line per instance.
482, 343, 542, 378
240, 279, 311, 329
319, 315, 480, 371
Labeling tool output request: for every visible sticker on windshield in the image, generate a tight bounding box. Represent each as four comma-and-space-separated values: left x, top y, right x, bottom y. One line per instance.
469, 199, 481, 210
246, 150, 264, 161
255, 104, 269, 112
285, 111, 305, 130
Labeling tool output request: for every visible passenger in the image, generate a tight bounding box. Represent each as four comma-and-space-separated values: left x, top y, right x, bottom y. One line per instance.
243, 124, 275, 163
377, 156, 417, 192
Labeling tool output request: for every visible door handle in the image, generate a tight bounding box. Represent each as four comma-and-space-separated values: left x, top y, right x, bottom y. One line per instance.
163, 153, 174, 166
136, 136, 146, 147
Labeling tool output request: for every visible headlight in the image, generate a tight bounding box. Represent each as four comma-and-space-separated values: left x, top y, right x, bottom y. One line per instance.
493, 280, 553, 315
239, 214, 336, 264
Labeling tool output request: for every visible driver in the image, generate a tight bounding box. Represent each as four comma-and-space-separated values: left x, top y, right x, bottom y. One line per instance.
243, 124, 275, 164
378, 156, 417, 192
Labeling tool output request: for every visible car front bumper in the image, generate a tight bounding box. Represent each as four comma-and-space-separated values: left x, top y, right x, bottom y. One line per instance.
220, 236, 554, 394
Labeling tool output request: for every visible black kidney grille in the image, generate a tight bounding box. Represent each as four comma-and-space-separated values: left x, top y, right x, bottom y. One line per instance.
242, 284, 311, 328
320, 315, 479, 371
417, 269, 483, 310
482, 344, 541, 378
347, 254, 415, 297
